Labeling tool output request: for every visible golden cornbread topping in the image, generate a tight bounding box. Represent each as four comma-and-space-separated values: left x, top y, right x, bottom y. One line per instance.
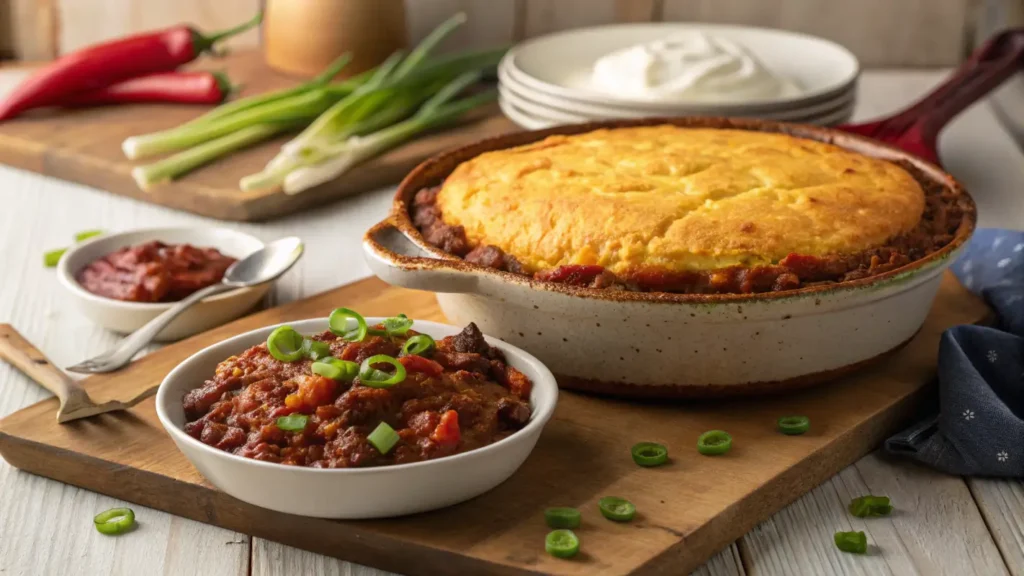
438, 126, 924, 274
412, 125, 966, 295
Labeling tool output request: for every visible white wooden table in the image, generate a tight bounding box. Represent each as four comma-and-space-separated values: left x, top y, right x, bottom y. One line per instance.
1, 70, 1023, 576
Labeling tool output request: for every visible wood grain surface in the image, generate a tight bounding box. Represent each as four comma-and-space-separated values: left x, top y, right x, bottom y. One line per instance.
0, 272, 990, 576
0, 51, 518, 222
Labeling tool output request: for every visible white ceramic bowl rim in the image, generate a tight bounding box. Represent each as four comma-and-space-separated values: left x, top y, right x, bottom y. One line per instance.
505, 22, 861, 111
156, 318, 558, 476
57, 226, 265, 311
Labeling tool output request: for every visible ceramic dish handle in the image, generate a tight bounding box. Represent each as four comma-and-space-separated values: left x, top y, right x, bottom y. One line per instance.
841, 28, 1024, 164
363, 219, 481, 294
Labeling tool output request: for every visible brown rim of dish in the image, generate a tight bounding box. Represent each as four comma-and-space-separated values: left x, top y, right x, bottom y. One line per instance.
369, 116, 977, 305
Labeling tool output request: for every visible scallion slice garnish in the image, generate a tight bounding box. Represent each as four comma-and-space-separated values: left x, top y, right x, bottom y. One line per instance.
777, 415, 810, 435
598, 497, 636, 522
544, 507, 581, 529
276, 414, 308, 431
266, 326, 304, 362
697, 430, 732, 455
301, 338, 332, 361
834, 531, 867, 554
358, 354, 407, 388
367, 421, 401, 455
93, 507, 136, 535
43, 248, 66, 267
631, 442, 669, 467
328, 307, 368, 342
848, 495, 893, 517
311, 357, 359, 382
401, 334, 436, 356
73, 230, 104, 242
545, 529, 580, 559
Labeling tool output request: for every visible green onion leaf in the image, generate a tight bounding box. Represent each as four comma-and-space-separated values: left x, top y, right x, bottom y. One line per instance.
267, 325, 304, 362
328, 308, 368, 342
834, 531, 868, 554
358, 354, 407, 388
367, 421, 401, 454
93, 507, 136, 536
74, 230, 104, 242
311, 357, 359, 382
848, 495, 893, 517
301, 338, 332, 361
402, 334, 436, 356
276, 414, 309, 431
43, 248, 66, 267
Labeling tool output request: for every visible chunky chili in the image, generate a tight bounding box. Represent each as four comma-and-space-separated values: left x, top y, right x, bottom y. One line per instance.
76, 240, 235, 302
182, 322, 533, 468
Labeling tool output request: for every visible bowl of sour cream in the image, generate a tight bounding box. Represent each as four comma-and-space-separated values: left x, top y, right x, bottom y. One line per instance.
499, 23, 859, 120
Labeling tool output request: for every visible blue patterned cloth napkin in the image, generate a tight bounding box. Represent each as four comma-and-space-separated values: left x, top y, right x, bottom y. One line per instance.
885, 229, 1024, 477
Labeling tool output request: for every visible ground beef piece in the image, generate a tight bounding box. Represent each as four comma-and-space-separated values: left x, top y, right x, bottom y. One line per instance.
496, 397, 531, 428
449, 322, 488, 354
412, 186, 470, 256
464, 244, 526, 274
338, 336, 401, 364
434, 350, 492, 374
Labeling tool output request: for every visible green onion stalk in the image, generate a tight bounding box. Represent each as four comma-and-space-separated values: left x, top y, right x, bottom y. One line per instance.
282, 73, 496, 195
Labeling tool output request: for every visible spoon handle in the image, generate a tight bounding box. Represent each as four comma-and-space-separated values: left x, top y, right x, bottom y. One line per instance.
0, 324, 87, 405
67, 282, 238, 374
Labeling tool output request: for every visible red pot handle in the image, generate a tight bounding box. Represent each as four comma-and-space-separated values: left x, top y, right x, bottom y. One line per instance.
839, 28, 1024, 165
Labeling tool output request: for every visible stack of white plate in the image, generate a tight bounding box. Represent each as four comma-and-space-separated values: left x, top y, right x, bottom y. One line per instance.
498, 24, 860, 130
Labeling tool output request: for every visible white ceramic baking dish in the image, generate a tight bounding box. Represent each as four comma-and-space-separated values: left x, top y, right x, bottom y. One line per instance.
362, 117, 976, 398
155, 318, 558, 519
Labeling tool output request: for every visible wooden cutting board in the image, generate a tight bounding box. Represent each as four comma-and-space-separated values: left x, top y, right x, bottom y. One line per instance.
0, 52, 517, 222
0, 273, 989, 576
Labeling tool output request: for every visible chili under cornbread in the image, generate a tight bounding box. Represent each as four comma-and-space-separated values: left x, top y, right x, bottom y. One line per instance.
413, 125, 965, 294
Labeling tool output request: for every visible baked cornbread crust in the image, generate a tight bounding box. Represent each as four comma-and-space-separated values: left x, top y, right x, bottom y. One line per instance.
413, 125, 965, 295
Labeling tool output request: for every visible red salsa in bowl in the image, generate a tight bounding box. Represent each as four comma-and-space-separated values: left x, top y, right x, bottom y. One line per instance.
182, 309, 533, 468
76, 240, 236, 303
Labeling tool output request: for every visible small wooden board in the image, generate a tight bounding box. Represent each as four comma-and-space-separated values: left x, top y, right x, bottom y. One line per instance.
0, 274, 988, 576
0, 52, 517, 221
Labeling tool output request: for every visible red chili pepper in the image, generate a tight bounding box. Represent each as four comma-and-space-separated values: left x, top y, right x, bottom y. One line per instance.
0, 11, 261, 120
61, 71, 234, 107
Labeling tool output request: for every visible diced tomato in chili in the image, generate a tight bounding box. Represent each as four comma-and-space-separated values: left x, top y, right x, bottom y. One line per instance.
284, 375, 337, 412
535, 264, 606, 286
268, 405, 297, 418
399, 354, 444, 377
430, 410, 461, 448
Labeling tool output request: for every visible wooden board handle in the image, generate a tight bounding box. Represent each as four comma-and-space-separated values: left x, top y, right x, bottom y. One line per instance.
0, 324, 83, 406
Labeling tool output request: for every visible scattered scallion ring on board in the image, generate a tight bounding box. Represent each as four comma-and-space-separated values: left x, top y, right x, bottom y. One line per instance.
544, 507, 581, 529
544, 529, 580, 559
697, 430, 732, 455
43, 248, 67, 267
311, 357, 359, 382
402, 334, 436, 356
848, 495, 893, 517
93, 507, 136, 535
276, 414, 308, 431
598, 496, 636, 522
358, 354, 407, 388
301, 338, 332, 361
834, 530, 868, 554
266, 325, 304, 362
777, 415, 810, 435
367, 421, 401, 455
329, 307, 369, 342
631, 442, 669, 467
74, 229, 104, 242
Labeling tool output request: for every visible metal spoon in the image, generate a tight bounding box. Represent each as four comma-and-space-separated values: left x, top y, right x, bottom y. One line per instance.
66, 237, 304, 374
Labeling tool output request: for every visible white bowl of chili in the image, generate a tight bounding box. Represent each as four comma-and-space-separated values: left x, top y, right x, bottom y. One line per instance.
155, 317, 558, 519
56, 227, 271, 341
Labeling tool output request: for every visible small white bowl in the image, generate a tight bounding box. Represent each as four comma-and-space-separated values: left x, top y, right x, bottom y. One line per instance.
155, 318, 558, 519
57, 227, 270, 341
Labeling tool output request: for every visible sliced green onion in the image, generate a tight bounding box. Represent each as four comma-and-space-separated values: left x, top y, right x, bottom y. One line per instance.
777, 415, 810, 435
276, 414, 309, 431
43, 248, 66, 267
301, 338, 332, 361
311, 357, 359, 382
697, 430, 732, 455
402, 334, 436, 356
74, 230, 104, 242
544, 529, 580, 559
834, 530, 867, 554
94, 507, 136, 535
367, 421, 401, 454
598, 496, 636, 522
848, 495, 893, 517
381, 314, 413, 336
358, 354, 407, 388
544, 507, 581, 529
329, 307, 368, 342
267, 325, 304, 362
631, 442, 669, 467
